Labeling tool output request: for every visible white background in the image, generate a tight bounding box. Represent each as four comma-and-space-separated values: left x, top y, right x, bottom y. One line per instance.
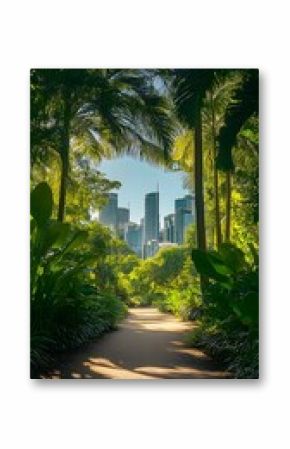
0, 0, 289, 447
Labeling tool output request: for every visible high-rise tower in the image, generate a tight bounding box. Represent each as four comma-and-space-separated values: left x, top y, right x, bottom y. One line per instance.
98, 193, 118, 232
164, 213, 175, 242
117, 207, 130, 238
144, 192, 159, 243
175, 194, 194, 244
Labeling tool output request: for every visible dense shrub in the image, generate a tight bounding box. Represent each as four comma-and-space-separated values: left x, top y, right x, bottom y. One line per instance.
189, 243, 259, 378
126, 241, 259, 378
157, 285, 202, 320
126, 246, 202, 320
30, 183, 127, 376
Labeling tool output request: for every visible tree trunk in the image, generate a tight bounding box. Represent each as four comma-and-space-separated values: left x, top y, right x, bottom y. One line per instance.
225, 171, 232, 241
194, 108, 206, 251
57, 92, 71, 222
194, 108, 207, 295
210, 91, 222, 248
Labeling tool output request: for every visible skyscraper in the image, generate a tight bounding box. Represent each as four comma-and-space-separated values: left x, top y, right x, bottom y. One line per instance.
175, 194, 194, 244
117, 207, 130, 238
164, 213, 175, 243
98, 193, 118, 232
144, 192, 159, 243
125, 222, 142, 257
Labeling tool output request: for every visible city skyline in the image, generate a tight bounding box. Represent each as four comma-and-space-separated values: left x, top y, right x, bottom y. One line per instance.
98, 156, 189, 224
98, 189, 195, 258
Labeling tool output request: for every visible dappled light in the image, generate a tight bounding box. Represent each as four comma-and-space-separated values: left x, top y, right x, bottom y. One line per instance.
43, 308, 230, 379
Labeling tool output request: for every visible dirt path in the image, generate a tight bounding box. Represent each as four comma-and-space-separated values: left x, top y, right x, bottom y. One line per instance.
44, 307, 229, 379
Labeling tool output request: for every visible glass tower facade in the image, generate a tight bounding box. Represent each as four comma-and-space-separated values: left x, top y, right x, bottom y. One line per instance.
125, 223, 142, 257
99, 193, 118, 232
117, 207, 130, 238
144, 192, 159, 243
175, 194, 194, 244
164, 213, 175, 243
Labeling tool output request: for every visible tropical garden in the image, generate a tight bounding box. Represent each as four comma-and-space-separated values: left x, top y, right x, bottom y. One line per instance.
31, 69, 259, 378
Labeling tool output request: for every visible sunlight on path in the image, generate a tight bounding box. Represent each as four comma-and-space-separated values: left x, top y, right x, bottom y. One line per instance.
44, 308, 230, 379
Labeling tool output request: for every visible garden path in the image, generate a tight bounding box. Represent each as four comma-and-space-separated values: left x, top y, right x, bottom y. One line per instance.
44, 307, 229, 379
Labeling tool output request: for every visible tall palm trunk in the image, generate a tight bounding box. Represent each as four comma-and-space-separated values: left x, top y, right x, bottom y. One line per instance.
194, 108, 206, 251
194, 108, 207, 295
58, 92, 71, 222
210, 91, 222, 248
225, 171, 232, 241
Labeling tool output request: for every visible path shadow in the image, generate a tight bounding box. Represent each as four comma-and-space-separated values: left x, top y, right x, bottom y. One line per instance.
43, 308, 231, 380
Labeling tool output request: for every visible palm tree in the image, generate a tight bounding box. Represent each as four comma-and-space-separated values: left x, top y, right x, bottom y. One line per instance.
202, 73, 242, 246
216, 69, 258, 241
31, 69, 175, 222
217, 69, 258, 170
173, 70, 216, 251
207, 87, 222, 247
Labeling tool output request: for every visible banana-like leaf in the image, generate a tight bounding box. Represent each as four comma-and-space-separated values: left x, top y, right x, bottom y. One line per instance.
31, 182, 53, 226
191, 249, 232, 285
232, 292, 259, 327
219, 243, 246, 273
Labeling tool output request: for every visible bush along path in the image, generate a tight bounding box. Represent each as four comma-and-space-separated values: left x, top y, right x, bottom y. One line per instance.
122, 242, 259, 379
42, 307, 230, 379
30, 183, 128, 378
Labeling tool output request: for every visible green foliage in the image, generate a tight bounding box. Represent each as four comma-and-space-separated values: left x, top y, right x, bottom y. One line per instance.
189, 243, 259, 378
191, 243, 258, 328
30, 182, 53, 226
30, 183, 127, 376
126, 246, 202, 320
31, 69, 176, 222
217, 69, 259, 171
157, 284, 202, 321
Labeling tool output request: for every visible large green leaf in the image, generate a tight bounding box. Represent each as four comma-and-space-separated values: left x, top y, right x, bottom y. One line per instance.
231, 292, 259, 327
49, 221, 71, 248
207, 251, 234, 276
219, 243, 246, 273
191, 249, 231, 282
58, 230, 88, 256
41, 221, 71, 251
31, 182, 53, 226
32, 221, 71, 260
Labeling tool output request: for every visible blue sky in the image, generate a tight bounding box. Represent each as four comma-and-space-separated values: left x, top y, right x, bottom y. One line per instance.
98, 156, 189, 225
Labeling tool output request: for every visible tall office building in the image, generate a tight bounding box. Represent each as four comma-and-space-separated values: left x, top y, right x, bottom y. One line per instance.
125, 222, 142, 257
98, 193, 118, 232
144, 192, 159, 243
144, 239, 159, 258
175, 194, 194, 244
164, 213, 175, 243
117, 207, 130, 238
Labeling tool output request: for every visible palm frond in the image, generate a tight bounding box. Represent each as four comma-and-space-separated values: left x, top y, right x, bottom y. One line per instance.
173, 69, 216, 127
216, 70, 258, 170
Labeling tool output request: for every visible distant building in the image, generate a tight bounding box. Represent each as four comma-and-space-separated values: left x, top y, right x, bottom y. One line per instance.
159, 228, 166, 243
99, 193, 118, 232
144, 192, 159, 244
164, 213, 175, 243
117, 207, 130, 239
125, 222, 142, 256
144, 239, 159, 258
158, 242, 178, 251
175, 194, 195, 244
